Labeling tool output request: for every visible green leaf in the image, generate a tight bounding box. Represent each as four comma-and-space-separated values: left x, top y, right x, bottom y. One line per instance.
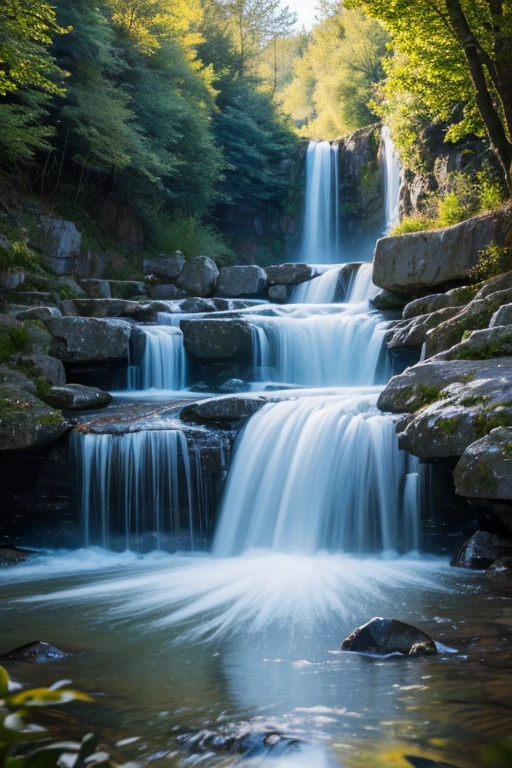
6, 689, 93, 709
0, 666, 10, 698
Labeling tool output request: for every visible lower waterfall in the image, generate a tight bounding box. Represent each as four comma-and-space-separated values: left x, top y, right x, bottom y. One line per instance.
213, 392, 419, 557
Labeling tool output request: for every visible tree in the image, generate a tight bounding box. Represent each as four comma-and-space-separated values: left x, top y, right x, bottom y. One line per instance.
350, 0, 512, 186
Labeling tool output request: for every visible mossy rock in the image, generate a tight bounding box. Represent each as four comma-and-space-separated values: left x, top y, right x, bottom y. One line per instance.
0, 385, 68, 451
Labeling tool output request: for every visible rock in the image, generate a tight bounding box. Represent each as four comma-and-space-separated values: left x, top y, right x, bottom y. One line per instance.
64, 298, 157, 321
0, 548, 27, 567
490, 303, 512, 328
1, 640, 70, 663
387, 307, 461, 349
181, 318, 253, 361
181, 395, 267, 424
177, 728, 303, 758
78, 279, 111, 299
39, 218, 82, 275
452, 530, 512, 569
217, 266, 267, 297
378, 357, 512, 459
373, 205, 512, 294
441, 325, 512, 360
129, 325, 147, 366
0, 386, 68, 451
341, 617, 437, 656
25, 323, 53, 354
43, 384, 112, 411
53, 277, 87, 298
46, 317, 132, 363
143, 251, 185, 281
0, 364, 38, 396
486, 556, 512, 591
176, 255, 219, 297
218, 378, 247, 393
372, 289, 408, 311
425, 288, 512, 357
16, 353, 66, 387
0, 272, 25, 291
268, 285, 290, 303
475, 269, 512, 300
266, 264, 317, 286
109, 280, 147, 299
14, 306, 62, 321
454, 428, 512, 501
148, 284, 189, 300
179, 297, 217, 313
403, 294, 451, 320
15, 291, 55, 306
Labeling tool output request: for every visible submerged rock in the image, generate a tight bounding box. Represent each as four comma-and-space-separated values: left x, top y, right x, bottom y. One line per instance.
176, 255, 219, 297
177, 727, 304, 758
486, 556, 512, 591
451, 531, 512, 569
43, 384, 112, 411
1, 640, 70, 663
341, 617, 437, 656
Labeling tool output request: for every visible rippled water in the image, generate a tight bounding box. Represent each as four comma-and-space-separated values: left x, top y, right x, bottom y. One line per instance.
2, 551, 512, 768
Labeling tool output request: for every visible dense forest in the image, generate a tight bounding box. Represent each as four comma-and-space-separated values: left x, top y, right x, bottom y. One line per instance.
1, 0, 511, 261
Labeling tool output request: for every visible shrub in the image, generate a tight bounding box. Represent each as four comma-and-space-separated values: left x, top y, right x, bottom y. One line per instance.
148, 216, 236, 267
470, 241, 512, 281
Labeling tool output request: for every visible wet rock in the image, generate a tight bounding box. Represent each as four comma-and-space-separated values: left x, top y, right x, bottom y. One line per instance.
148, 284, 189, 300
40, 217, 82, 275
372, 289, 408, 311
0, 364, 38, 396
388, 307, 461, 349
373, 205, 512, 295
65, 298, 157, 321
16, 353, 66, 387
177, 727, 303, 758
143, 251, 185, 281
425, 288, 512, 357
179, 297, 217, 313
217, 265, 267, 297
78, 279, 111, 299
15, 306, 62, 321
218, 378, 247, 393
268, 284, 290, 303
1, 640, 70, 663
451, 531, 512, 569
454, 428, 512, 501
341, 617, 437, 656
181, 395, 267, 425
486, 556, 512, 590
109, 280, 147, 299
490, 302, 512, 328
129, 325, 147, 366
176, 255, 219, 297
0, 548, 28, 567
181, 318, 252, 361
0, 386, 68, 451
16, 291, 55, 306
46, 317, 132, 363
266, 263, 317, 286
43, 384, 112, 411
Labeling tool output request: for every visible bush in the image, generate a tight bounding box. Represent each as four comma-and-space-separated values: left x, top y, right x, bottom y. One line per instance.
389, 216, 434, 235
148, 216, 236, 267
470, 241, 512, 281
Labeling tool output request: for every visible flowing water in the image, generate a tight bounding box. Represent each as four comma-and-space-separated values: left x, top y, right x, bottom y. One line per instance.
2, 128, 509, 768
381, 126, 400, 234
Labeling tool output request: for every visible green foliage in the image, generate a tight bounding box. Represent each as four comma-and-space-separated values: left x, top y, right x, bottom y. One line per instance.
0, 325, 30, 363
470, 242, 512, 282
0, 240, 46, 274
390, 217, 434, 236
149, 216, 236, 266
416, 385, 442, 408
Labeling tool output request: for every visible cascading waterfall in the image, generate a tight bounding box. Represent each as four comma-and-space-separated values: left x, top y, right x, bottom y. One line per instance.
214, 392, 420, 557
347, 262, 379, 302
300, 141, 341, 264
72, 429, 196, 550
293, 263, 379, 305
382, 126, 401, 233
128, 325, 187, 390
248, 306, 390, 387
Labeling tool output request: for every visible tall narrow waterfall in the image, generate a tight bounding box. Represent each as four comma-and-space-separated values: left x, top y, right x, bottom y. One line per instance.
300, 141, 340, 264
72, 430, 196, 550
214, 393, 419, 557
382, 126, 401, 233
128, 326, 187, 390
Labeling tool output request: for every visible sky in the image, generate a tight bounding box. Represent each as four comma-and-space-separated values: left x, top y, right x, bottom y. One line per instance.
286, 0, 318, 30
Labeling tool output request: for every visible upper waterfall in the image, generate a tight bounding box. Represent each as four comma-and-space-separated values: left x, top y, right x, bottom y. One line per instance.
382, 126, 401, 233
300, 141, 341, 264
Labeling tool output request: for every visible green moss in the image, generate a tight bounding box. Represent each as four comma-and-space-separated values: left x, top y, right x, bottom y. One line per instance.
475, 461, 498, 495
474, 409, 512, 439
0, 325, 30, 363
437, 416, 461, 436
452, 328, 512, 360
416, 384, 443, 408
57, 285, 82, 300
461, 330, 472, 342
35, 411, 62, 427
461, 395, 489, 407
503, 442, 512, 458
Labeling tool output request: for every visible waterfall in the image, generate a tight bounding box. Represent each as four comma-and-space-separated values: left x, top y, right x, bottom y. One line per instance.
300, 141, 341, 264
128, 326, 187, 390
249, 306, 390, 387
213, 393, 420, 557
72, 430, 196, 550
382, 126, 401, 233
293, 267, 342, 304
347, 263, 379, 303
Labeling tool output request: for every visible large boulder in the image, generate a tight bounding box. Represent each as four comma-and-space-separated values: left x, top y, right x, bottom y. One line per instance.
454, 428, 512, 501
78, 279, 111, 299
451, 531, 512, 569
46, 317, 132, 363
43, 384, 112, 411
143, 251, 185, 281
217, 266, 267, 298
176, 256, 219, 297
486, 556, 512, 591
266, 264, 317, 286
0, 386, 68, 451
16, 352, 66, 387
491, 303, 512, 327
341, 617, 437, 656
39, 217, 82, 275
108, 280, 147, 299
181, 395, 267, 425
181, 318, 253, 361
402, 284, 480, 320
373, 206, 512, 295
